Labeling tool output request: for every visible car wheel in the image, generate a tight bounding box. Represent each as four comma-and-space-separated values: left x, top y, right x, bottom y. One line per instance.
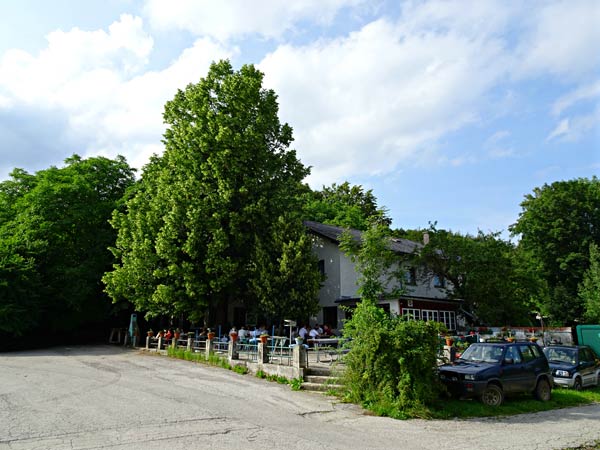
534, 379, 552, 401
573, 377, 582, 391
480, 384, 504, 406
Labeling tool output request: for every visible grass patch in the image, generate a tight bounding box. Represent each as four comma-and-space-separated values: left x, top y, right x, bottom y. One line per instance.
290, 377, 303, 391
166, 347, 250, 374
430, 386, 600, 419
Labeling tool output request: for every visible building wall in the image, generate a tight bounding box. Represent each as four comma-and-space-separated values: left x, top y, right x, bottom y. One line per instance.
310, 234, 455, 331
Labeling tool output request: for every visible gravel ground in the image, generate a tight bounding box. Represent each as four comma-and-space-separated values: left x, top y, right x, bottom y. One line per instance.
1, 345, 600, 450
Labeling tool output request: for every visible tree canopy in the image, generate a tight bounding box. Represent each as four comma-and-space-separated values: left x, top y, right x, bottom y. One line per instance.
0, 155, 135, 338
510, 177, 600, 324
104, 60, 320, 325
303, 181, 391, 230
404, 226, 540, 326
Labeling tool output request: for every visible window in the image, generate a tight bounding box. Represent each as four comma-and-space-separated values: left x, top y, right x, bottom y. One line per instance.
402, 308, 420, 320
505, 346, 522, 363
433, 274, 445, 288
422, 309, 438, 322
519, 345, 536, 363
439, 311, 456, 330
404, 267, 416, 285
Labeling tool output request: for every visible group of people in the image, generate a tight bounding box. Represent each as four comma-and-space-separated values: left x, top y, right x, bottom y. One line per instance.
296, 323, 336, 340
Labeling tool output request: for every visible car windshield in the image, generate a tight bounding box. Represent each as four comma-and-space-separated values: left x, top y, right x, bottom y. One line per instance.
543, 347, 577, 364
459, 345, 504, 363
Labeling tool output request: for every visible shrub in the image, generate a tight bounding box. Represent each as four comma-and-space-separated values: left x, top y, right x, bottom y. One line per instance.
341, 298, 444, 418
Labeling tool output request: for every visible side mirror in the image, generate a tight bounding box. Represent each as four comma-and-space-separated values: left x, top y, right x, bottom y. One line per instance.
503, 358, 514, 365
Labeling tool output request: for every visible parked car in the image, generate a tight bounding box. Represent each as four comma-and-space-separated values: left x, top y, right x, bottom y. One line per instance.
542, 345, 600, 390
439, 342, 553, 406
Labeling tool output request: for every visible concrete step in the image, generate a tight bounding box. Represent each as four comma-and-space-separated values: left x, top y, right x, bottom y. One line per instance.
305, 375, 338, 384
301, 382, 344, 392
305, 367, 333, 377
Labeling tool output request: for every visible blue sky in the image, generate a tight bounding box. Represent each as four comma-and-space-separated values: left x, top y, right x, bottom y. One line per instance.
0, 0, 598, 237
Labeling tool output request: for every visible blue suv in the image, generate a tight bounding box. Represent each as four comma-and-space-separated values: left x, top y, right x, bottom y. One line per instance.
543, 345, 600, 390
439, 342, 553, 406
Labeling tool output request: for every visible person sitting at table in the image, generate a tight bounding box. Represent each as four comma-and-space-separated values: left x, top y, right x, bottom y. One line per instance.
164, 329, 173, 342
309, 324, 320, 340
298, 324, 308, 340
317, 324, 324, 335
238, 326, 248, 341
322, 324, 332, 336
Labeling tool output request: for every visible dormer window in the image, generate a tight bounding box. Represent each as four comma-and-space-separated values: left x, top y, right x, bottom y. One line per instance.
433, 274, 445, 288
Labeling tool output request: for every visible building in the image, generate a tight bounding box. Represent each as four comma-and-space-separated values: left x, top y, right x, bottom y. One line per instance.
304, 221, 462, 332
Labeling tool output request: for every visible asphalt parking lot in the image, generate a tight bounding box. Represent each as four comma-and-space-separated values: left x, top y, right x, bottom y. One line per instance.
1, 345, 600, 450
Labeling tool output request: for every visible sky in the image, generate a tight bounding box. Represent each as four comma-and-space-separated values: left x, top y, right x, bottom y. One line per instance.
0, 0, 598, 237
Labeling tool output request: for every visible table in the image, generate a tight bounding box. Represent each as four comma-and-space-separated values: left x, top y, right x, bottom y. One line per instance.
307, 338, 340, 362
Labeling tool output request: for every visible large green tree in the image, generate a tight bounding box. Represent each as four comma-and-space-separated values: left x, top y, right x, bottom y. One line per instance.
303, 181, 391, 230
409, 227, 540, 325
249, 216, 323, 326
0, 155, 135, 337
580, 243, 600, 323
510, 177, 600, 324
104, 61, 318, 324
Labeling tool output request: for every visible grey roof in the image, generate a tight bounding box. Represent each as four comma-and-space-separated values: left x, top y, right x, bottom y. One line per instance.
303, 220, 422, 255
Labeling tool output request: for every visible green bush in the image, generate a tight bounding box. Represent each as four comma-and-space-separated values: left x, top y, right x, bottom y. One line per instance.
342, 298, 444, 418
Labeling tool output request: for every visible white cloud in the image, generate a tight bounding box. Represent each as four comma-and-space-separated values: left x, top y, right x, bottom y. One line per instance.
0, 15, 235, 176
515, 0, 600, 79
260, 16, 509, 185
552, 80, 600, 116
143, 0, 364, 41
547, 109, 600, 142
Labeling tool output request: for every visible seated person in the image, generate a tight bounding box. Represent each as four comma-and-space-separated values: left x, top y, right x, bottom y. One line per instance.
309, 325, 320, 340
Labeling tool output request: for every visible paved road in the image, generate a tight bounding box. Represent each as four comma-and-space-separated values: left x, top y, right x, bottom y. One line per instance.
1, 346, 599, 450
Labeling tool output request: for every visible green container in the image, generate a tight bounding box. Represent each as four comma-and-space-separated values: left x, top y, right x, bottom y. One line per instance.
576, 325, 600, 357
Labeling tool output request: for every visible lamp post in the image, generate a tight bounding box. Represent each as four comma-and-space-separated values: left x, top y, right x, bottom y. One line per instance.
535, 313, 545, 346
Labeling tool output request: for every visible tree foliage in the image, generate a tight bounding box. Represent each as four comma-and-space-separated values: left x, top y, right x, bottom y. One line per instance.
580, 243, 600, 323
104, 60, 318, 324
303, 181, 390, 230
510, 177, 600, 324
410, 227, 540, 325
0, 155, 135, 337
249, 216, 323, 324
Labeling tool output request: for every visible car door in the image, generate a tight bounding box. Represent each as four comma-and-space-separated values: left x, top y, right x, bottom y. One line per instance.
517, 344, 539, 391
501, 345, 528, 393
579, 348, 596, 387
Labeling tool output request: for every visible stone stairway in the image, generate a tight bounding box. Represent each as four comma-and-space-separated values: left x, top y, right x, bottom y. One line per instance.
300, 366, 344, 392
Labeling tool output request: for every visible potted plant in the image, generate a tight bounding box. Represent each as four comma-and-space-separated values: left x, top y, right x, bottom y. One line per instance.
445, 336, 454, 347
295, 336, 304, 346
229, 329, 238, 342
259, 333, 269, 344
207, 329, 216, 340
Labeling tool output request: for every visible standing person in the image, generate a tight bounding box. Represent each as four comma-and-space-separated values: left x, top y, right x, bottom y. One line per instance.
238, 326, 248, 341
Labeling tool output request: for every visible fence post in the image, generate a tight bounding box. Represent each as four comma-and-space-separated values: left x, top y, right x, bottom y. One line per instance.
146, 336, 150, 350
292, 345, 307, 379
258, 342, 269, 363
187, 337, 192, 352
228, 340, 239, 361
157, 336, 163, 350
205, 339, 214, 359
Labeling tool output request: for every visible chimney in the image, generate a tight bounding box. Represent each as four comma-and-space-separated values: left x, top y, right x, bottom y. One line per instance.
423, 232, 430, 245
